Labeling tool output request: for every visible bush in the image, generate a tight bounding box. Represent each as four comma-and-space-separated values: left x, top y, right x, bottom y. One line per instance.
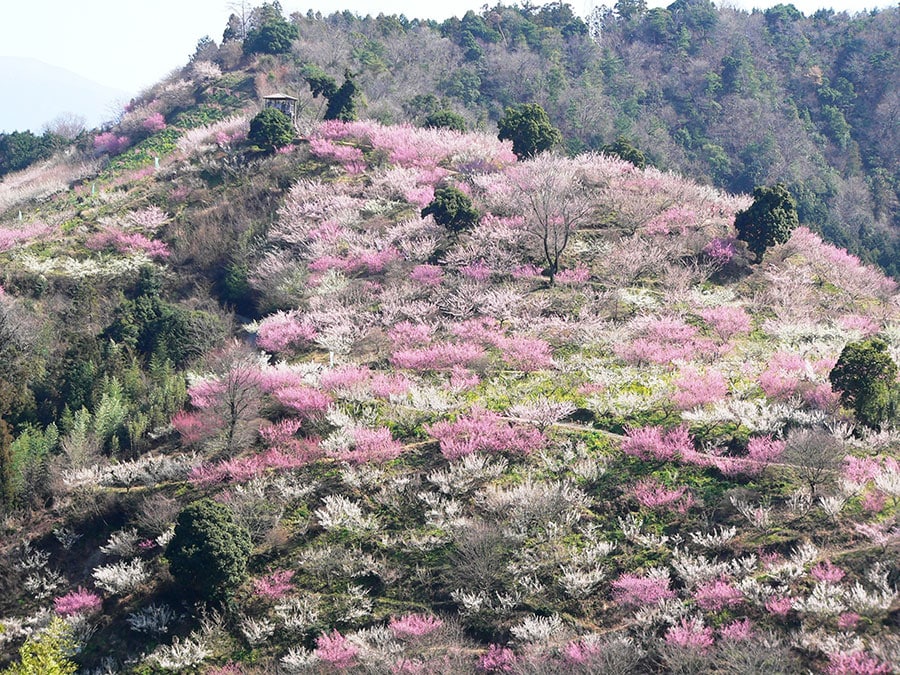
248, 108, 294, 151
829, 338, 898, 428
421, 186, 480, 232
733, 183, 798, 260
497, 103, 561, 159
166, 498, 252, 602
600, 136, 647, 169
424, 109, 467, 132
324, 71, 361, 122
244, 15, 298, 55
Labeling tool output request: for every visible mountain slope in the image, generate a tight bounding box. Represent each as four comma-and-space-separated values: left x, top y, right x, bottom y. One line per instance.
0, 6, 899, 674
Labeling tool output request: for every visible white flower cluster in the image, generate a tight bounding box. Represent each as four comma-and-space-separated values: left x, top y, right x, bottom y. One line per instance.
100, 528, 141, 557
92, 559, 149, 595
314, 495, 378, 533
127, 603, 178, 634
146, 633, 210, 670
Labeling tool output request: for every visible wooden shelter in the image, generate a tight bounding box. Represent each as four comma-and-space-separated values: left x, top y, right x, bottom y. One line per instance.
263, 93, 298, 122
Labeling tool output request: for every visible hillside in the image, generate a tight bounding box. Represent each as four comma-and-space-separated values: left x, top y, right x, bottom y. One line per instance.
1, 4, 899, 674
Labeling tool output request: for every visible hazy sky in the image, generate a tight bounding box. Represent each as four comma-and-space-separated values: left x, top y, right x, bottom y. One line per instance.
1, 0, 893, 95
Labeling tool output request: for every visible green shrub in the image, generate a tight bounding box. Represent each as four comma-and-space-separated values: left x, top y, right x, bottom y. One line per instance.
733, 183, 798, 260
424, 109, 467, 132
248, 108, 294, 151
830, 338, 898, 428
166, 498, 252, 602
497, 103, 561, 159
421, 186, 480, 232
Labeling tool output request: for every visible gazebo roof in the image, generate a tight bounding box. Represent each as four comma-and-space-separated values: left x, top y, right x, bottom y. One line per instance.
263, 93, 298, 101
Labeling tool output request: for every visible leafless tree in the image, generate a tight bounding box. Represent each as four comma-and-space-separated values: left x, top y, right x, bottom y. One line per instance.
513, 155, 596, 284
782, 428, 843, 496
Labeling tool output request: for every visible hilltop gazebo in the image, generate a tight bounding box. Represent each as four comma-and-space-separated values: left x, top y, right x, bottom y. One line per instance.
263, 93, 298, 123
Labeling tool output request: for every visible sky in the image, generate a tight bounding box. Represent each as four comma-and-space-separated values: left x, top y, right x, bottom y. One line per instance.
0, 0, 894, 127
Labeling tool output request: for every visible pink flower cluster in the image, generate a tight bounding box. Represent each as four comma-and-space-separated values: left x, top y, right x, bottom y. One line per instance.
54, 588, 102, 615
142, 112, 166, 132
611, 572, 676, 607
671, 367, 727, 409
314, 120, 517, 173
308, 246, 400, 276
252, 570, 295, 599
188, 441, 321, 486
258, 417, 303, 445
693, 578, 744, 611
255, 311, 317, 354
555, 265, 591, 284
765, 596, 793, 617
389, 613, 443, 638
94, 131, 129, 155
698, 305, 751, 341
273, 386, 333, 418
758, 351, 837, 409
478, 644, 516, 672
811, 560, 846, 584
409, 264, 443, 286
332, 427, 404, 464
665, 617, 714, 651
631, 478, 689, 510
392, 341, 486, 372
702, 237, 737, 266
644, 207, 697, 235
826, 650, 893, 675
0, 222, 53, 252
620, 425, 694, 462
615, 317, 716, 367
172, 410, 217, 446
315, 630, 358, 668
426, 408, 546, 460
308, 137, 366, 174
86, 229, 170, 259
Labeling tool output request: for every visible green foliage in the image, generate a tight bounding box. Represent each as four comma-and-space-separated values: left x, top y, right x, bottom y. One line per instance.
92, 377, 128, 453
166, 498, 253, 602
103, 271, 223, 367
305, 68, 361, 122
244, 7, 299, 55
423, 109, 467, 132
829, 338, 899, 428
733, 184, 799, 260
2, 617, 76, 675
8, 423, 57, 508
324, 71, 361, 122
103, 127, 180, 177
304, 68, 338, 99
421, 186, 480, 232
248, 108, 294, 151
0, 130, 60, 177
600, 136, 647, 168
0, 419, 13, 508
497, 103, 561, 159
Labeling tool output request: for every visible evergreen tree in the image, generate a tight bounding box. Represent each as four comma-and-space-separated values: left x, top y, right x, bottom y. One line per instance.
497, 103, 561, 159
0, 418, 13, 508
424, 109, 467, 132
248, 108, 294, 151
830, 338, 898, 428
733, 183, 798, 260
166, 498, 252, 602
421, 186, 480, 232
324, 71, 361, 122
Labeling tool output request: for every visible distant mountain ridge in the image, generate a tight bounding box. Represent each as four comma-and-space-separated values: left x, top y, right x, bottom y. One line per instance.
0, 56, 129, 132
